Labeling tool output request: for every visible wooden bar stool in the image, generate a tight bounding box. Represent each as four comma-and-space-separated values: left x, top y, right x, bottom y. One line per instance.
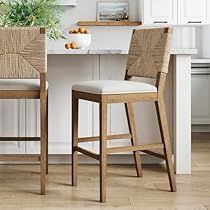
71, 27, 176, 202
0, 27, 48, 195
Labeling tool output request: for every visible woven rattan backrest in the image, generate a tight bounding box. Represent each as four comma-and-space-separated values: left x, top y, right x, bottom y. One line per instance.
0, 27, 46, 79
126, 28, 173, 79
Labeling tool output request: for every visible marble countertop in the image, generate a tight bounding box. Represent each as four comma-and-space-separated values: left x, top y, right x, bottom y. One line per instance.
47, 49, 128, 55
47, 48, 197, 55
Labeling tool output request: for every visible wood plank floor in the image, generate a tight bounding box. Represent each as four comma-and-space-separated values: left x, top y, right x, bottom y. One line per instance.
0, 135, 210, 210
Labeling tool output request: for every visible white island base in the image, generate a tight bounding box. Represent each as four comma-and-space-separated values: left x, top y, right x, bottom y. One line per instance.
173, 53, 193, 174
46, 48, 196, 175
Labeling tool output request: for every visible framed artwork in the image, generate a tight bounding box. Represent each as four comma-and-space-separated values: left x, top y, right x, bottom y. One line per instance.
97, 1, 129, 21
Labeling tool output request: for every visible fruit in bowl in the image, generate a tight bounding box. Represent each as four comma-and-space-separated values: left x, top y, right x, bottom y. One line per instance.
65, 42, 77, 49
69, 27, 89, 34
65, 27, 91, 49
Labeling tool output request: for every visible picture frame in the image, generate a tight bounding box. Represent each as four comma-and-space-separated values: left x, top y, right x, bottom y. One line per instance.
97, 1, 129, 22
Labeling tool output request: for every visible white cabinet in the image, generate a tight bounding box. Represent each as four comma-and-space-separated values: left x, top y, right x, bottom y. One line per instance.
178, 0, 210, 24
191, 65, 210, 124
141, 0, 177, 24
140, 0, 210, 25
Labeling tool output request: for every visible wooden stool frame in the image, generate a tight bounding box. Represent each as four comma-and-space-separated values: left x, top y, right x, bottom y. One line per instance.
0, 27, 48, 195
72, 28, 177, 202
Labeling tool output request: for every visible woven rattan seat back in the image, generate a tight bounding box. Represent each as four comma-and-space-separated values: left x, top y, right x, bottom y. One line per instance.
126, 28, 173, 79
0, 27, 46, 79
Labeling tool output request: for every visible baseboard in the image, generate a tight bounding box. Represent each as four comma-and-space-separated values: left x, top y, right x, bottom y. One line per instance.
0, 154, 164, 165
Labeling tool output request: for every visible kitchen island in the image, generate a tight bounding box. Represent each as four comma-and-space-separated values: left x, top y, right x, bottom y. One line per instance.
46, 48, 196, 175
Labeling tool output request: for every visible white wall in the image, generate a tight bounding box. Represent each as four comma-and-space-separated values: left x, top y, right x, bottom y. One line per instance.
49, 0, 138, 51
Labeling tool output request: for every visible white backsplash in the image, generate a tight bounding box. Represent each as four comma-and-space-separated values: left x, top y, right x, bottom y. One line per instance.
48, 26, 197, 52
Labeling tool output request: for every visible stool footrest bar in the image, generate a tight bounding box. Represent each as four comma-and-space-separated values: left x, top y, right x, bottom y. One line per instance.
142, 150, 165, 159
74, 146, 100, 160
107, 143, 164, 153
78, 134, 131, 143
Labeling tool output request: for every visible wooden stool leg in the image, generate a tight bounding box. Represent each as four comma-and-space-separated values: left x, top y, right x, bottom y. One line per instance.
125, 103, 143, 178
155, 99, 177, 192
99, 98, 107, 203
40, 92, 47, 195
72, 93, 79, 186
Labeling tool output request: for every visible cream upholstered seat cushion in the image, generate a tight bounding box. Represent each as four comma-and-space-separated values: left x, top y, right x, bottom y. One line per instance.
72, 80, 157, 95
0, 79, 46, 90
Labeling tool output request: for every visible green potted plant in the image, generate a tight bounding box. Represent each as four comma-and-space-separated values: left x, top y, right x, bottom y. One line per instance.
0, 0, 65, 40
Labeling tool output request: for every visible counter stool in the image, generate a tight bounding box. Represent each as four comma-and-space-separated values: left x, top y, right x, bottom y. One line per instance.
71, 27, 176, 202
0, 27, 48, 195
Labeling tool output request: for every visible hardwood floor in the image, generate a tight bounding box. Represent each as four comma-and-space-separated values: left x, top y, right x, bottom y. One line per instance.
0, 134, 210, 209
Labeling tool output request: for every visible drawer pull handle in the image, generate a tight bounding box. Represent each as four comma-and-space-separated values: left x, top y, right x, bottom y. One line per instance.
188, 21, 202, 24
154, 21, 168, 24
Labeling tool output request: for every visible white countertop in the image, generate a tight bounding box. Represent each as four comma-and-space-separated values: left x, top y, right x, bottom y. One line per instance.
47, 48, 197, 55
47, 49, 128, 55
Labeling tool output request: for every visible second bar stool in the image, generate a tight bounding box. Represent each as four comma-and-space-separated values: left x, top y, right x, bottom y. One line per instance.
71, 27, 176, 202
0, 27, 48, 195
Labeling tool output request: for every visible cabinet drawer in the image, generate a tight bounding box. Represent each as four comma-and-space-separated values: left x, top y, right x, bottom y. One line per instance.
178, 0, 210, 24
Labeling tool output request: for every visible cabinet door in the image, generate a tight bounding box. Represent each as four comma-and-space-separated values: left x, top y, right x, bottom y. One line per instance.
142, 0, 177, 24
192, 73, 210, 124
178, 0, 210, 24
0, 100, 25, 154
